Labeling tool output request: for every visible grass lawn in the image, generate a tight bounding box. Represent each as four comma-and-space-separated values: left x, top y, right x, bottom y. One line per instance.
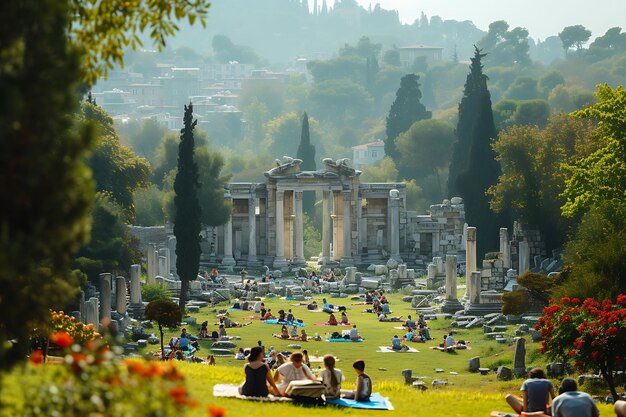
153, 291, 615, 417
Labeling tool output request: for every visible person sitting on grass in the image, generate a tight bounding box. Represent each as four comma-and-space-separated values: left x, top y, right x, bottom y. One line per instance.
300, 329, 308, 341
378, 312, 403, 322
381, 302, 391, 315
263, 309, 276, 320
341, 311, 349, 324
505, 367, 555, 415
272, 325, 290, 339
349, 325, 360, 341
274, 352, 317, 396
239, 346, 281, 397
290, 325, 299, 338
444, 332, 455, 351
342, 360, 371, 402
286, 309, 295, 322
320, 354, 344, 399
327, 313, 338, 325
198, 321, 209, 338
419, 323, 432, 340
278, 309, 287, 322
551, 377, 598, 417
235, 348, 246, 360
391, 335, 403, 351
404, 315, 416, 331
218, 325, 227, 339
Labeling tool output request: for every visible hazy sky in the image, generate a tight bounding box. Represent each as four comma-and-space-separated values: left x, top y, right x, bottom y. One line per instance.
347, 0, 626, 41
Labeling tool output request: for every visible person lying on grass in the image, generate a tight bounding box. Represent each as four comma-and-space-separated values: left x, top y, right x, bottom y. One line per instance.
378, 313, 403, 322
239, 346, 281, 397
275, 351, 317, 396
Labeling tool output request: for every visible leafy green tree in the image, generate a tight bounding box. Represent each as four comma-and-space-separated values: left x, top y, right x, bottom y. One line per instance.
587, 27, 626, 60
144, 299, 182, 360
71, 0, 210, 84
395, 119, 455, 202
548, 85, 596, 113
561, 84, 626, 218
123, 118, 167, 162
488, 114, 596, 252
512, 100, 550, 128
296, 113, 317, 217
538, 71, 566, 97
448, 46, 488, 197
558, 25, 592, 54
309, 79, 373, 125
173, 104, 202, 311
339, 36, 382, 59
0, 0, 95, 369
385, 74, 431, 160
243, 97, 271, 143
82, 103, 151, 220
264, 112, 301, 158
456, 89, 503, 256
504, 77, 540, 100
73, 193, 141, 285
383, 49, 401, 66
153, 131, 208, 187
303, 214, 322, 260
195, 148, 231, 228
212, 35, 264, 65
133, 185, 166, 226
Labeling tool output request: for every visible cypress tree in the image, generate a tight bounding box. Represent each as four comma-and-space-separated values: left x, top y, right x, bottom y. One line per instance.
456, 75, 504, 257
174, 103, 202, 311
447, 46, 488, 197
385, 73, 431, 161
296, 112, 316, 217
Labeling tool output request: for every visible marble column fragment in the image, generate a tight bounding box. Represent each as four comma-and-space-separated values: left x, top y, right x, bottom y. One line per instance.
223, 208, 236, 266
518, 240, 530, 275
115, 276, 127, 314
389, 189, 402, 262
248, 195, 258, 264
469, 271, 481, 305
293, 191, 305, 265
499, 228, 510, 269
273, 190, 288, 268
320, 190, 331, 265
99, 273, 112, 322
147, 243, 157, 285
441, 255, 463, 313
463, 227, 477, 301
341, 190, 353, 266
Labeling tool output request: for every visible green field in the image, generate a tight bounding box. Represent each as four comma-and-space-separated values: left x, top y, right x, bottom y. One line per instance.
156, 291, 615, 417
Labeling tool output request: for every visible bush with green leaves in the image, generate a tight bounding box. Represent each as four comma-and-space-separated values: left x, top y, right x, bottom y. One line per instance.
142, 284, 172, 302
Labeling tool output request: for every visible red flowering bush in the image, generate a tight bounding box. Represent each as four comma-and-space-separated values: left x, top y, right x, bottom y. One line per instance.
537, 295, 626, 399
49, 310, 101, 346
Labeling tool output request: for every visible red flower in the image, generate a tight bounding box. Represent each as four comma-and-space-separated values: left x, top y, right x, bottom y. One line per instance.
208, 405, 226, 417
31, 350, 44, 365
617, 294, 626, 305
50, 331, 74, 348
606, 327, 619, 336
569, 350, 576, 357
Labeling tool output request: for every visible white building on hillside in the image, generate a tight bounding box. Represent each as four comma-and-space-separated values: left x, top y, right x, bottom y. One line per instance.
352, 140, 385, 169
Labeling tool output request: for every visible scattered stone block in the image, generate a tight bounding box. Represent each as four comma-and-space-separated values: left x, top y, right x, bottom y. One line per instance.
137, 339, 147, 348
497, 366, 513, 381
478, 368, 490, 375
187, 306, 200, 313
468, 357, 481, 372
213, 341, 237, 349
413, 381, 427, 390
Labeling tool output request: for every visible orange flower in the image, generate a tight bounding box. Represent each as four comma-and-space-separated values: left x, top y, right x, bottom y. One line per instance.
31, 350, 44, 365
169, 386, 188, 404
208, 405, 226, 417
50, 331, 74, 348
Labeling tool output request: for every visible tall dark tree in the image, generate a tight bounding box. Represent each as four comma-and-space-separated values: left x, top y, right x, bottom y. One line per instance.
456, 86, 504, 257
385, 73, 431, 161
173, 103, 202, 311
448, 46, 488, 197
296, 112, 316, 217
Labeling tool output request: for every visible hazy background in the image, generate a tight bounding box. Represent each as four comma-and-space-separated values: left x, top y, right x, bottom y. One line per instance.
350, 0, 626, 41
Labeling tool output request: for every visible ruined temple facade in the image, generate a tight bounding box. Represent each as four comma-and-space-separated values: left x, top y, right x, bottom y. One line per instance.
214, 157, 466, 269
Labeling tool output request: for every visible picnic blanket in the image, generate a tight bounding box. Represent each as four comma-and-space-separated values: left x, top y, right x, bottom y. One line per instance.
377, 346, 419, 353
213, 384, 393, 410
429, 345, 472, 351
263, 319, 306, 327
213, 384, 292, 402
327, 393, 394, 410
314, 322, 351, 326
327, 338, 363, 342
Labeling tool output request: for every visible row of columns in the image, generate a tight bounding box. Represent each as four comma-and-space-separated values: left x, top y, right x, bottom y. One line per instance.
222, 188, 402, 268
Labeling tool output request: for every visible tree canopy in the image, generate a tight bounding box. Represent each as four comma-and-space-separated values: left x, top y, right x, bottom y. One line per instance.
558, 25, 592, 54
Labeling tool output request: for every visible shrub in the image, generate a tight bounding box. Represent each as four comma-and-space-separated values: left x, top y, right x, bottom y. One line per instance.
142, 283, 172, 302
48, 310, 101, 346
502, 290, 530, 315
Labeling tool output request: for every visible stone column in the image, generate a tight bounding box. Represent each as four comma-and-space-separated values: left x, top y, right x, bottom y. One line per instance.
469, 271, 481, 305
499, 228, 510, 269
79, 290, 85, 324
167, 236, 177, 276
441, 255, 463, 313
247, 195, 258, 265
127, 264, 144, 319
222, 207, 236, 266
464, 227, 477, 301
115, 276, 127, 314
518, 240, 530, 275
147, 243, 157, 285
320, 190, 331, 265
389, 189, 402, 262
158, 255, 167, 277
85, 298, 99, 326
273, 190, 288, 268
341, 190, 354, 266
293, 191, 305, 265
99, 273, 112, 323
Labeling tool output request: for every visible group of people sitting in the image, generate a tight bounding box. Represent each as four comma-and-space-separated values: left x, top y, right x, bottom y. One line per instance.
326, 311, 349, 325
272, 324, 308, 341
164, 328, 200, 360
505, 367, 599, 417
239, 348, 372, 401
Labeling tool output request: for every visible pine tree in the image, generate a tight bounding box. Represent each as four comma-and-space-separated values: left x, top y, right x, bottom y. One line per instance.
447, 46, 488, 197
296, 112, 316, 217
456, 75, 504, 257
174, 103, 202, 311
385, 73, 432, 161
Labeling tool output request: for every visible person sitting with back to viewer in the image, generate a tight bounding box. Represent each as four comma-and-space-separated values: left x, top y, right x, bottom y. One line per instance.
505, 367, 555, 415
551, 377, 599, 417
